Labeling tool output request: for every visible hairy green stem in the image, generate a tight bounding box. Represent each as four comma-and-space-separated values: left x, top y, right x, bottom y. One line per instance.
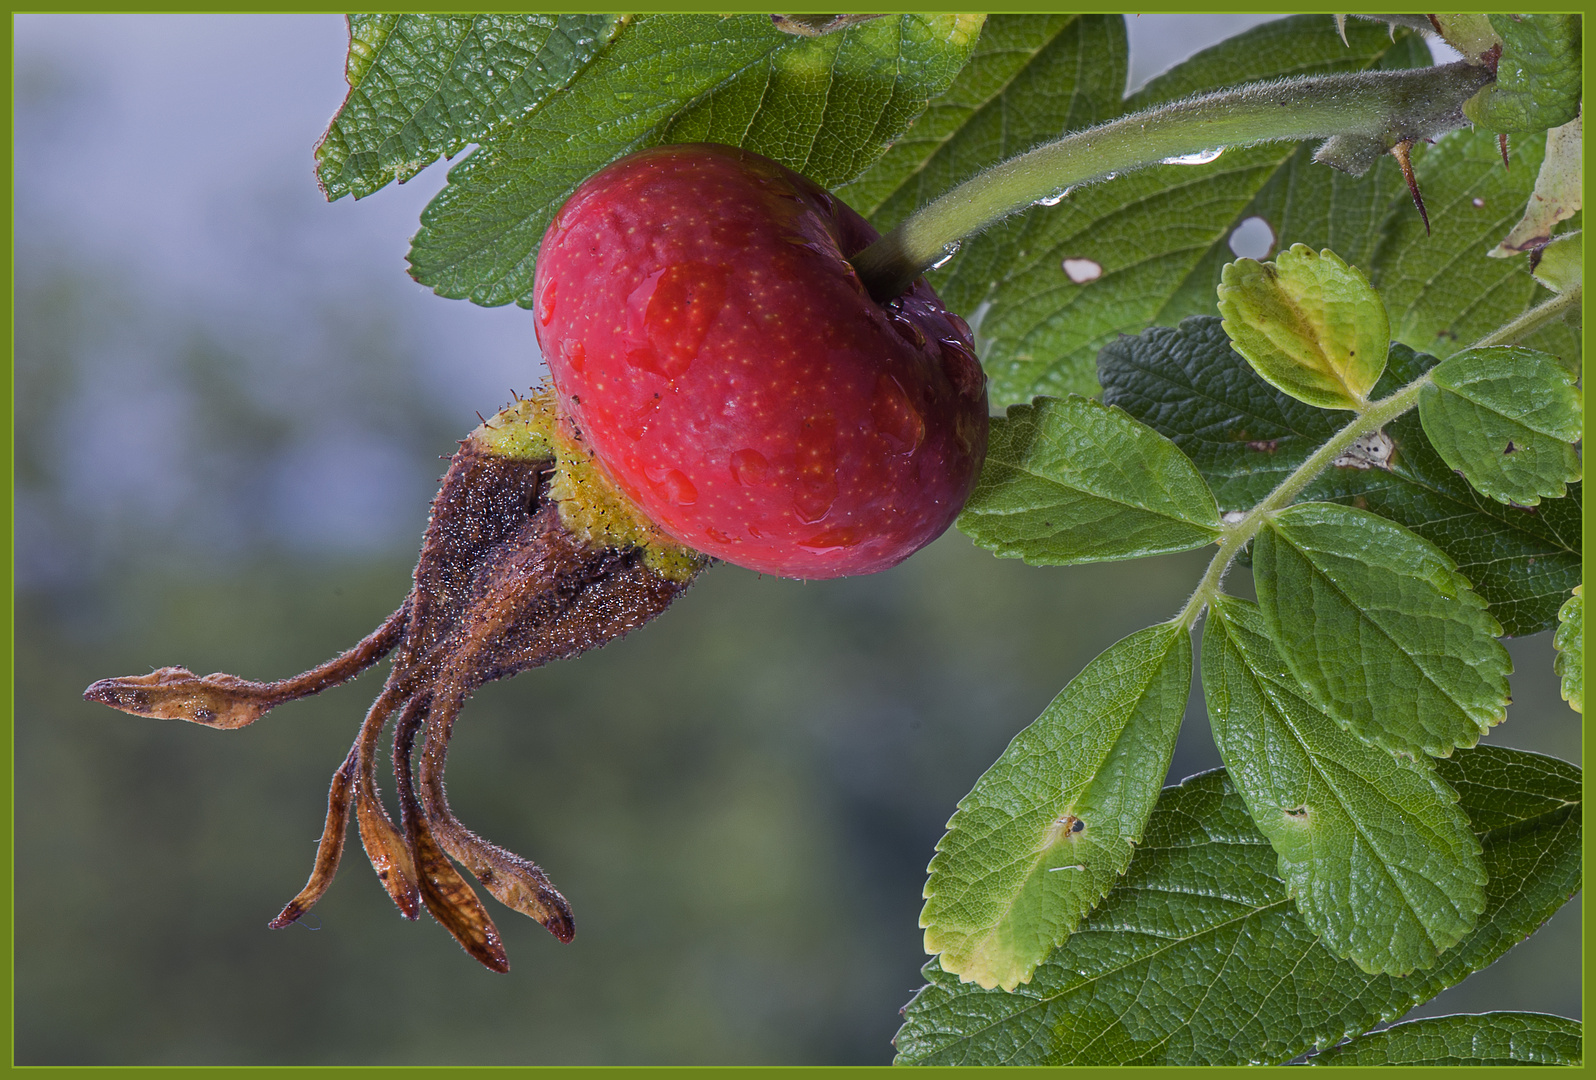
853, 61, 1493, 300
1175, 285, 1579, 630
1472, 283, 1583, 347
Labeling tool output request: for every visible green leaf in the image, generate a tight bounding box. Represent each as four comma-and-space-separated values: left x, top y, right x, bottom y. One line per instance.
924, 16, 1425, 404
1427, 15, 1502, 63
1418, 346, 1583, 506
921, 624, 1190, 991
1554, 586, 1583, 713
895, 746, 1581, 1066
1463, 14, 1582, 134
1204, 597, 1484, 975
316, 15, 622, 202
1533, 231, 1583, 295
1493, 113, 1582, 256
1217, 245, 1390, 410
1099, 319, 1582, 636
1150, 136, 1416, 333
956, 396, 1220, 566
406, 14, 983, 307
1371, 124, 1581, 369
1306, 1012, 1583, 1065
840, 15, 1125, 228
1254, 502, 1511, 758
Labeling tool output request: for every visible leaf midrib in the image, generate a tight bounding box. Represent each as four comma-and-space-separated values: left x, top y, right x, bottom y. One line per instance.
1268, 519, 1490, 746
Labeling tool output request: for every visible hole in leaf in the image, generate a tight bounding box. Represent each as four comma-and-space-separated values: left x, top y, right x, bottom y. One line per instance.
1062, 258, 1103, 283
1228, 216, 1275, 259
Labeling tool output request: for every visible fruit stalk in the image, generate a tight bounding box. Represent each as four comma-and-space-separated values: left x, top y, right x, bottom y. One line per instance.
852, 61, 1495, 300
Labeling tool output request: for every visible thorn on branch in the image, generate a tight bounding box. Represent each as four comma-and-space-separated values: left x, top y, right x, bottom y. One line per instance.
1392, 140, 1429, 236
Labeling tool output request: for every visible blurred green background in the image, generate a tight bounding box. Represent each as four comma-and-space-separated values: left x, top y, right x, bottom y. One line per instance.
13, 14, 1579, 1066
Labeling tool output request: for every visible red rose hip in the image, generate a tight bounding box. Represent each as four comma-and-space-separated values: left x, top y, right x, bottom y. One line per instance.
533, 143, 988, 579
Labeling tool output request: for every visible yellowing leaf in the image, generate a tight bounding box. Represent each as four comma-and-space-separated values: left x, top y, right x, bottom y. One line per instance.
1218, 245, 1390, 411
922, 624, 1190, 991
1492, 112, 1582, 258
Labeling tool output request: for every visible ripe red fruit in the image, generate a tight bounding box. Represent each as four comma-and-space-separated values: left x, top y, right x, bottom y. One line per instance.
533, 143, 988, 579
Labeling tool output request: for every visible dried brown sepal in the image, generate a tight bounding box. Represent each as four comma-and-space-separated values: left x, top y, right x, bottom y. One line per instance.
82, 602, 409, 729
82, 400, 706, 972
269, 748, 358, 929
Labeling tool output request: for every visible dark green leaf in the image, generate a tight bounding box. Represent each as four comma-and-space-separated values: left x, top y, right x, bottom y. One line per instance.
1099, 318, 1582, 635
1554, 586, 1583, 714
1306, 1011, 1583, 1065
1204, 597, 1484, 975
1463, 14, 1582, 134
927, 16, 1424, 404
1254, 502, 1512, 758
895, 746, 1581, 1066
1419, 346, 1582, 506
840, 15, 1125, 228
1371, 124, 1581, 369
956, 396, 1220, 566
922, 624, 1190, 991
407, 14, 983, 307
316, 15, 622, 201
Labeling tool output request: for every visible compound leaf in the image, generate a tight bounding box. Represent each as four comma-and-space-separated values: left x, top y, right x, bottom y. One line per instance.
957, 395, 1220, 565
1418, 345, 1583, 506
1254, 502, 1512, 758
922, 624, 1190, 991
895, 746, 1581, 1066
316, 15, 623, 201
927, 16, 1425, 405
1305, 1012, 1583, 1066
1217, 244, 1390, 410
1204, 597, 1483, 975
1099, 318, 1581, 636
1463, 14, 1583, 135
840, 15, 1124, 226
407, 14, 982, 307
1554, 586, 1583, 713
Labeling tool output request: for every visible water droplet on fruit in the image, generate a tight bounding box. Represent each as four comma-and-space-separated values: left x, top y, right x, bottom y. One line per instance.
938, 337, 986, 401
1062, 258, 1103, 284
793, 414, 839, 523
798, 526, 861, 552
731, 448, 769, 485
626, 262, 728, 378
538, 279, 557, 325
562, 339, 587, 376
622, 396, 661, 441
930, 242, 961, 269
888, 313, 927, 349
871, 375, 925, 451
1161, 148, 1224, 165
661, 469, 698, 505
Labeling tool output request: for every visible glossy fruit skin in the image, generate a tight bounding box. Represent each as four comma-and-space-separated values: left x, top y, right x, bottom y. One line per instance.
533, 143, 988, 579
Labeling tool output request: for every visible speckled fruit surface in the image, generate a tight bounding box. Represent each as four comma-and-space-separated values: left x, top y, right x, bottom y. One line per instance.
533, 142, 988, 579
